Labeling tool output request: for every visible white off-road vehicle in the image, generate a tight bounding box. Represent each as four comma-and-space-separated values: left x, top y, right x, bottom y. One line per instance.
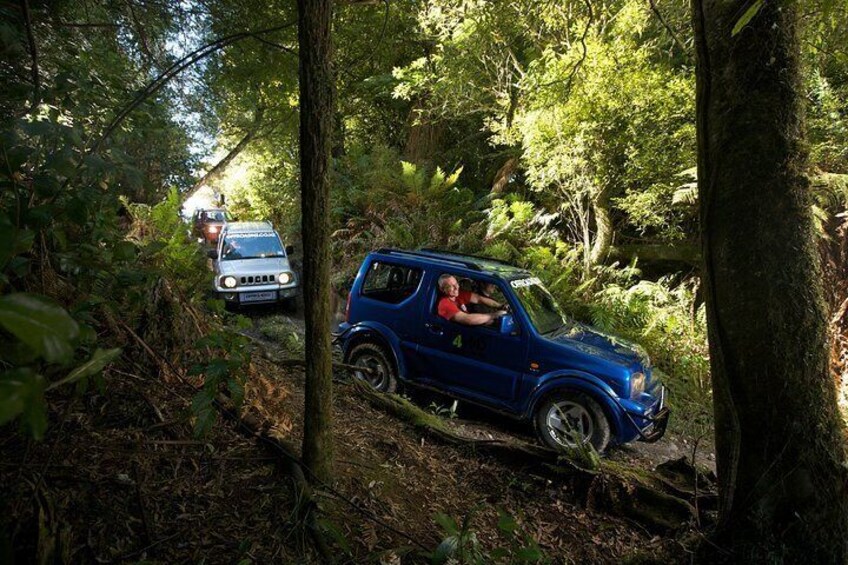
210, 221, 299, 310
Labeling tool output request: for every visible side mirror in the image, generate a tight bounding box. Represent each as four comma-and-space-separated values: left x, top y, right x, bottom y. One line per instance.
207, 249, 218, 260
285, 245, 294, 255
499, 314, 518, 336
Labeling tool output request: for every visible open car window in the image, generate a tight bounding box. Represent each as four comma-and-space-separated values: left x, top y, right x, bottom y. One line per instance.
362, 261, 422, 304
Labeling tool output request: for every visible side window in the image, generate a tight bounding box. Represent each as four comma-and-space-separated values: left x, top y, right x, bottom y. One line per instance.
362, 261, 422, 304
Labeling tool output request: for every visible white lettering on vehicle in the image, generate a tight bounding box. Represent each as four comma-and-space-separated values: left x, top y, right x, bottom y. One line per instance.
510, 277, 541, 289
229, 232, 277, 239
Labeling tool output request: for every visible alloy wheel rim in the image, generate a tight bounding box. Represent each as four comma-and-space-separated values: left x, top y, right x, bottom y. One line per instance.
354, 353, 386, 389
546, 401, 593, 448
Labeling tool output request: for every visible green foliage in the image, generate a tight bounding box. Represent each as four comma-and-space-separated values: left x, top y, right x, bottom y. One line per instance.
428, 509, 545, 564
731, 0, 765, 37
590, 279, 711, 433
332, 147, 486, 282
0, 293, 122, 438
188, 329, 252, 437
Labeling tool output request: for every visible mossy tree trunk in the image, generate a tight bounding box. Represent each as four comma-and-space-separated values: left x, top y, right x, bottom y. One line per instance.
589, 183, 614, 266
693, 0, 848, 560
298, 0, 335, 483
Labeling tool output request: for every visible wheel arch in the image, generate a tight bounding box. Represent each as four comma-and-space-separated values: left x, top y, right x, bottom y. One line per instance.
341, 322, 407, 380
527, 374, 624, 440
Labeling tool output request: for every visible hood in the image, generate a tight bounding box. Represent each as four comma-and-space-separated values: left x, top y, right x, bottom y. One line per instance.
217, 257, 292, 275
549, 322, 650, 370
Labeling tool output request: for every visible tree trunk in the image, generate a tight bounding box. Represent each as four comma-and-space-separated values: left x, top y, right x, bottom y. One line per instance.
589, 184, 614, 265
693, 1, 848, 561
403, 99, 443, 165
298, 0, 335, 483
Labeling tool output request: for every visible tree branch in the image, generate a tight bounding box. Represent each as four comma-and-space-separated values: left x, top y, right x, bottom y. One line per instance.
20, 0, 40, 116
187, 106, 266, 196
89, 21, 297, 155
646, 0, 690, 61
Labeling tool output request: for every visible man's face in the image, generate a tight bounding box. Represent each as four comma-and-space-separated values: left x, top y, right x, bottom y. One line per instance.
443, 276, 460, 299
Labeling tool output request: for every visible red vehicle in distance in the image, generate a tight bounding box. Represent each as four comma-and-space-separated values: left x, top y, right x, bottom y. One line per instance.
192, 208, 229, 244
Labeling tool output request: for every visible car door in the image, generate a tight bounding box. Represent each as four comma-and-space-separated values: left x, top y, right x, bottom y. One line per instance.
414, 275, 528, 407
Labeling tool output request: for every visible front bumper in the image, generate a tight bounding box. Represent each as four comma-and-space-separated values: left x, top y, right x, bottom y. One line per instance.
216, 284, 299, 304
625, 384, 669, 443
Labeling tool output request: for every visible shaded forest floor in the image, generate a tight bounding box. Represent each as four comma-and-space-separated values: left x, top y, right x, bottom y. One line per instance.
1, 301, 714, 563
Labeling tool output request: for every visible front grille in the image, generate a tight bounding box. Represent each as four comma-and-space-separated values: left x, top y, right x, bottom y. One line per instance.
240, 274, 275, 285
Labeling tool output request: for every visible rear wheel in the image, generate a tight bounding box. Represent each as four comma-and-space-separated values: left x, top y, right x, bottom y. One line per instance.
535, 392, 611, 453
347, 342, 397, 393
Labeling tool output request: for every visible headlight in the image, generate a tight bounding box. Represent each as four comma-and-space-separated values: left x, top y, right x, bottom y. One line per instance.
630, 372, 646, 398
278, 272, 293, 285
222, 276, 237, 288
207, 225, 219, 233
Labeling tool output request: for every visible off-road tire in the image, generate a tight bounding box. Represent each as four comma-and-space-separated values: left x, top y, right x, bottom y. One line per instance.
346, 342, 398, 393
534, 391, 611, 453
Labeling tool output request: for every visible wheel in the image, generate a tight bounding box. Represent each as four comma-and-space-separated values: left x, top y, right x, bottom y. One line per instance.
346, 342, 397, 393
535, 391, 611, 453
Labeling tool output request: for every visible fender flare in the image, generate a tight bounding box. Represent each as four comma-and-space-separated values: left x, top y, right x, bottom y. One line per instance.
340, 322, 408, 380
525, 371, 625, 437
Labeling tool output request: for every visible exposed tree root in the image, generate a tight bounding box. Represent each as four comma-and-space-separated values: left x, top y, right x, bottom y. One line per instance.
212, 392, 333, 562
348, 378, 713, 533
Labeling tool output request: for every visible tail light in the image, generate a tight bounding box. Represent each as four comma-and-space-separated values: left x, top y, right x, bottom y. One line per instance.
344, 292, 352, 322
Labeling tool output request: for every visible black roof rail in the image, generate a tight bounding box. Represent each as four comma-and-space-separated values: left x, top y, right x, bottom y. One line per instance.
374, 248, 483, 271
418, 248, 519, 269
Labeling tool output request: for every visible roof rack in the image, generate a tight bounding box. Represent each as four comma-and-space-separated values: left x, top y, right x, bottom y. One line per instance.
418, 248, 519, 269
374, 248, 483, 271
374, 248, 523, 272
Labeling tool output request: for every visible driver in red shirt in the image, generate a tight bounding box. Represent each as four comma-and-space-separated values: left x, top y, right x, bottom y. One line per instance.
436, 274, 508, 326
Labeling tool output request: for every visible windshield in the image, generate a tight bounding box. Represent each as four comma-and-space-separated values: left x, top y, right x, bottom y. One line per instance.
204, 211, 227, 222
510, 277, 568, 335
221, 233, 285, 260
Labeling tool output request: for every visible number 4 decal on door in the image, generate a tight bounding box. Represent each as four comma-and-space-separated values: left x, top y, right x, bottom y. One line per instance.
452, 335, 462, 348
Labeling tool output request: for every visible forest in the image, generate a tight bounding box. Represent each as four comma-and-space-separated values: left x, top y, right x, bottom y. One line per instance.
2, 0, 848, 563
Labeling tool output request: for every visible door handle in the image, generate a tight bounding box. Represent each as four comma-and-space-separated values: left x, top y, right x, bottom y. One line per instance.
425, 323, 444, 336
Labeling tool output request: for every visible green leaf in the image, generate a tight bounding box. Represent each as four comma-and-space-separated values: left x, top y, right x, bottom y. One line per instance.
33, 174, 60, 197
0, 294, 79, 364
113, 241, 138, 262
732, 0, 764, 37
0, 369, 46, 439
316, 518, 352, 555
44, 148, 78, 177
48, 348, 121, 391
490, 547, 509, 560
0, 213, 15, 269
431, 536, 458, 564
227, 377, 245, 406
0, 368, 33, 425
433, 513, 458, 535
497, 510, 518, 535
204, 359, 230, 382
515, 544, 543, 562
191, 389, 216, 437
22, 380, 47, 440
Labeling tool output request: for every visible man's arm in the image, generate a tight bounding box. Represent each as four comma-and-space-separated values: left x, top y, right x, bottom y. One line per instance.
467, 292, 503, 309
452, 310, 507, 326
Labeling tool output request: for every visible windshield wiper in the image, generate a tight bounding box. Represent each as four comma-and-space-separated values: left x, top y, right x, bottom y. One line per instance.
543, 320, 572, 338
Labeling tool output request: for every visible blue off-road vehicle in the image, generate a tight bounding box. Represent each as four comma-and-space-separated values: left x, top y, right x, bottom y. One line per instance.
334, 249, 669, 453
